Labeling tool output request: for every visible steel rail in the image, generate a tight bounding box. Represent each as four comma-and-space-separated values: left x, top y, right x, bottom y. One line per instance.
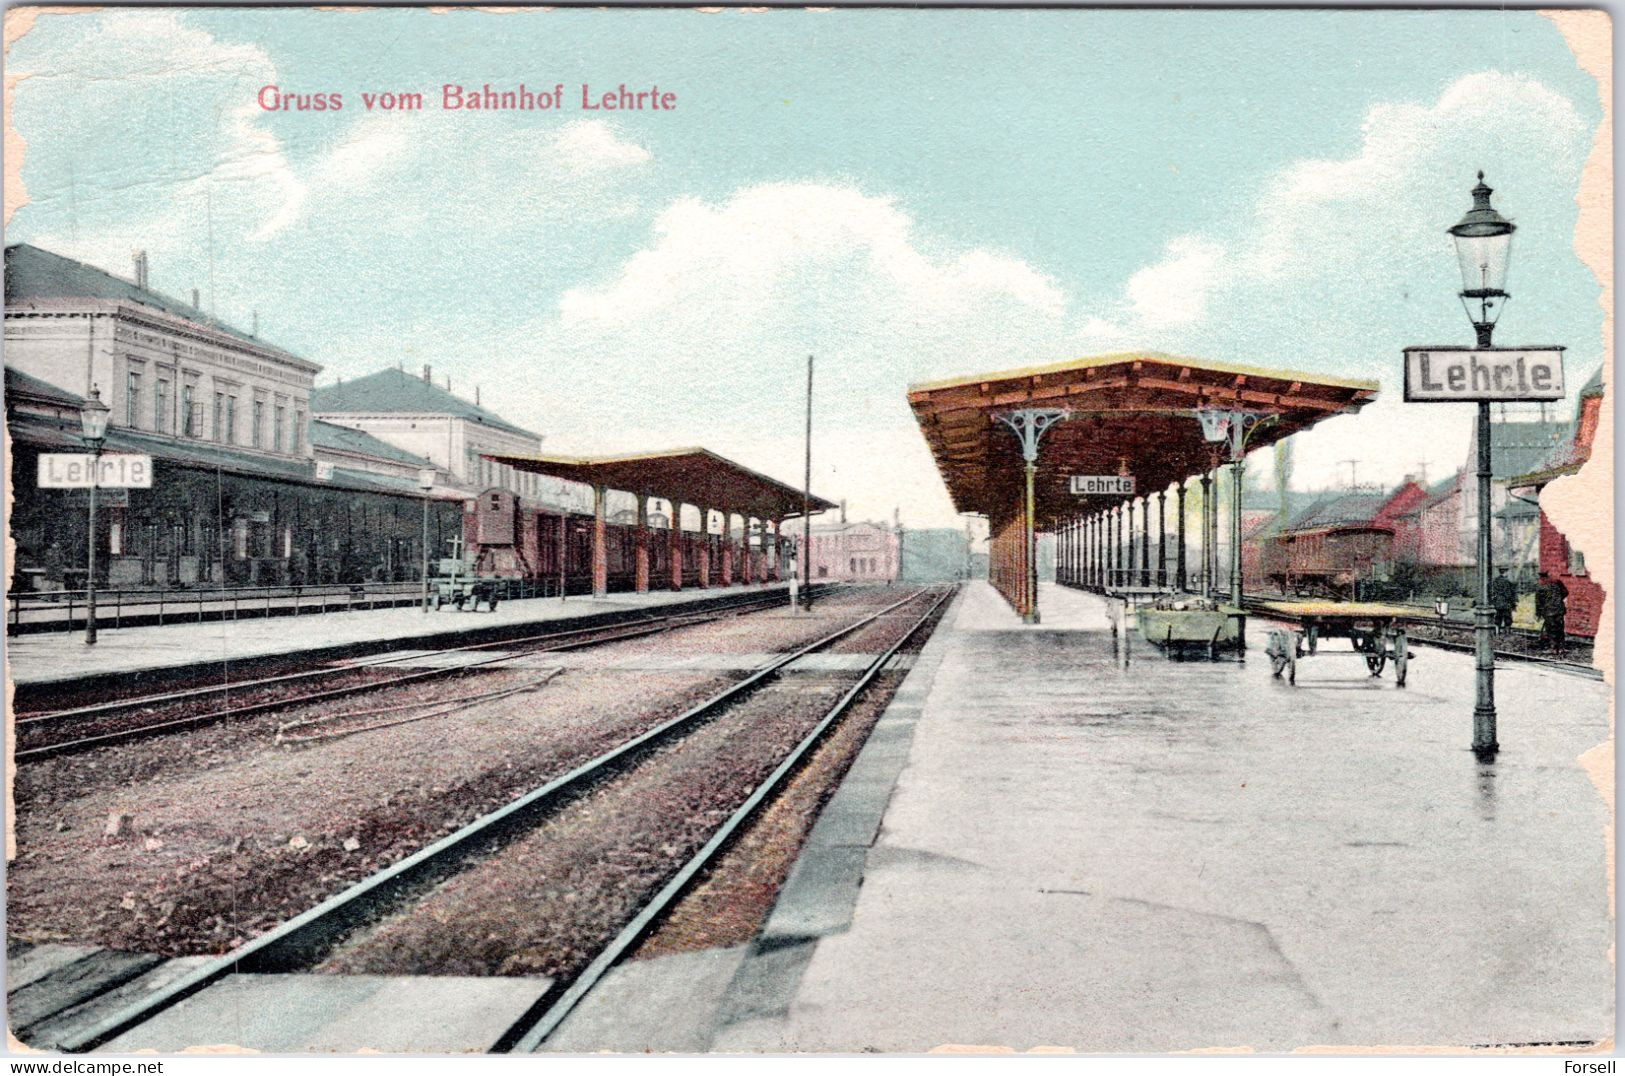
20, 585, 828, 724
502, 584, 954, 1053
17, 588, 835, 762
56, 586, 932, 1054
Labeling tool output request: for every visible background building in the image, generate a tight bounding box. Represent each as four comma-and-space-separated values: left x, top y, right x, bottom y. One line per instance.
806, 511, 900, 583
311, 366, 575, 507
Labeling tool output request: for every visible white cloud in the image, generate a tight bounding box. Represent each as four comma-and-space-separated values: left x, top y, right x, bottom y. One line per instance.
559, 182, 1065, 328
1083, 71, 1587, 351
551, 120, 653, 174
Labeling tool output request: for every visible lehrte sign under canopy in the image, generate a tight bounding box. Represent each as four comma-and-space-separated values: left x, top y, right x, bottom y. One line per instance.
1070, 475, 1136, 496
1402, 346, 1565, 402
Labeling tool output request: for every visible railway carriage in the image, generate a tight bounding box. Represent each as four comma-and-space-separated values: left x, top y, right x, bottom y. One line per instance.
1263, 523, 1394, 600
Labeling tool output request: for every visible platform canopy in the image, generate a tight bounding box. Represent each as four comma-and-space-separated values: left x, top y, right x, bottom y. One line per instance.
908, 351, 1379, 528
483, 447, 836, 520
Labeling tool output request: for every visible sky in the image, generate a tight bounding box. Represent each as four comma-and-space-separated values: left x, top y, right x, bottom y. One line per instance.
5, 8, 1606, 527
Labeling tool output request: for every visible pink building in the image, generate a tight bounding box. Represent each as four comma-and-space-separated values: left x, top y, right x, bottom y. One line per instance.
805, 519, 899, 582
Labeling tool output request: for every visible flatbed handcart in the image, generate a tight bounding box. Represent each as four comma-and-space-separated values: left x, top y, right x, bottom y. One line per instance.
1256, 600, 1418, 686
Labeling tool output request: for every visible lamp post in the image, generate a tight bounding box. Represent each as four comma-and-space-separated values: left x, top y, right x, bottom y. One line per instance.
1449, 171, 1515, 760
79, 386, 111, 645
418, 466, 436, 613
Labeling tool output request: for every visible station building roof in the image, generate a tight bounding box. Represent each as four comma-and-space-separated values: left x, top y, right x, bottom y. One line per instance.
5, 243, 312, 366
483, 447, 837, 521
311, 368, 539, 440
907, 351, 1378, 528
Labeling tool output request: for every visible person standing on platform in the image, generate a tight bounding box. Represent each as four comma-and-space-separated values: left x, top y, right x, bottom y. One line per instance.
1489, 567, 1517, 634
1536, 572, 1569, 654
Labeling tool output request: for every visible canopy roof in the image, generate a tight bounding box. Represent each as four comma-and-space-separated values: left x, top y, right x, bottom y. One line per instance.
484, 447, 837, 520
908, 351, 1378, 528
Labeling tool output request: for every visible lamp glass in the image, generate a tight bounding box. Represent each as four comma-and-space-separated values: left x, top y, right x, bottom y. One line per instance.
80, 386, 111, 442
418, 467, 437, 490
1452, 231, 1513, 296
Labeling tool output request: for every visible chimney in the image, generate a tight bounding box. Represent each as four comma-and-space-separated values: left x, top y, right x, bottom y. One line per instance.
475, 385, 481, 406
132, 250, 149, 289
191, 288, 200, 309
422, 364, 432, 384
840, 499, 847, 524
251, 310, 259, 336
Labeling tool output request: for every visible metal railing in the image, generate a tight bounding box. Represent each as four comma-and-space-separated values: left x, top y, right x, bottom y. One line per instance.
6, 578, 570, 635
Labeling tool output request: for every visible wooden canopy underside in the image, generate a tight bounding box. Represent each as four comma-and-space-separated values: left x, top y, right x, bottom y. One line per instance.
908, 352, 1379, 529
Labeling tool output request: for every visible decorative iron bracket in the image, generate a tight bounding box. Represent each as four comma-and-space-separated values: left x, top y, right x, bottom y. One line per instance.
995, 408, 1071, 464
1194, 408, 1275, 463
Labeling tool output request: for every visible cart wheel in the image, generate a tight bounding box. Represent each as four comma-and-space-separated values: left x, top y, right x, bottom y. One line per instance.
1365, 652, 1387, 676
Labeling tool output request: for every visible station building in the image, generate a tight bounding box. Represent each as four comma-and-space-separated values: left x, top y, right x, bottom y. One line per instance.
4, 244, 466, 591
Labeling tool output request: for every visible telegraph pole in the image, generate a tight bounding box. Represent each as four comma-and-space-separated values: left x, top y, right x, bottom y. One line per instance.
801, 354, 813, 612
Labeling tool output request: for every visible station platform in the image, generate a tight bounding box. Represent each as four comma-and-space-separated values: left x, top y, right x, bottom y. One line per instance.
3, 583, 796, 690
700, 581, 1613, 1052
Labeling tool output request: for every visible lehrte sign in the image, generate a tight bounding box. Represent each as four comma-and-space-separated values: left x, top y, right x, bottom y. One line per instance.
1403, 346, 1565, 402
1070, 475, 1135, 496
37, 453, 154, 489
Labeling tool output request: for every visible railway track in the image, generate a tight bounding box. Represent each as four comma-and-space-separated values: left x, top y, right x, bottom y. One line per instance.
15, 585, 839, 762
53, 585, 954, 1053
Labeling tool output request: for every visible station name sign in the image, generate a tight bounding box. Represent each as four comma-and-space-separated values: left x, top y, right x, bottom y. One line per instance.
1403, 347, 1565, 402
37, 453, 154, 489
1070, 475, 1135, 496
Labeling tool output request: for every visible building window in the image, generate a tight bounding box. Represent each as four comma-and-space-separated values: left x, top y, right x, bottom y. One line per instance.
180, 385, 196, 437
1569, 548, 1587, 577
213, 393, 225, 442
273, 406, 285, 452
252, 400, 264, 448
154, 379, 170, 433
232, 519, 249, 560
109, 521, 124, 556
292, 409, 304, 453
125, 371, 141, 428
226, 397, 237, 443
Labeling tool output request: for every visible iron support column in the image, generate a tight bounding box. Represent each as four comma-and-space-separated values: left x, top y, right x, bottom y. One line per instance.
1473, 397, 1498, 756
84, 442, 103, 645
1176, 481, 1188, 592
1157, 489, 1167, 590
420, 490, 430, 613
1229, 460, 1244, 608
1140, 497, 1151, 587
1199, 472, 1213, 598
995, 408, 1070, 623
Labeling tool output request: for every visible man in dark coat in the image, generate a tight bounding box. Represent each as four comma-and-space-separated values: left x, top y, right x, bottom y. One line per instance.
1489, 568, 1517, 634
1535, 572, 1569, 653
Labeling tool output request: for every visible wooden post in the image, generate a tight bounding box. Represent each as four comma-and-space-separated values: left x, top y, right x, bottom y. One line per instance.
634, 492, 650, 593
591, 484, 607, 598
668, 498, 683, 591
